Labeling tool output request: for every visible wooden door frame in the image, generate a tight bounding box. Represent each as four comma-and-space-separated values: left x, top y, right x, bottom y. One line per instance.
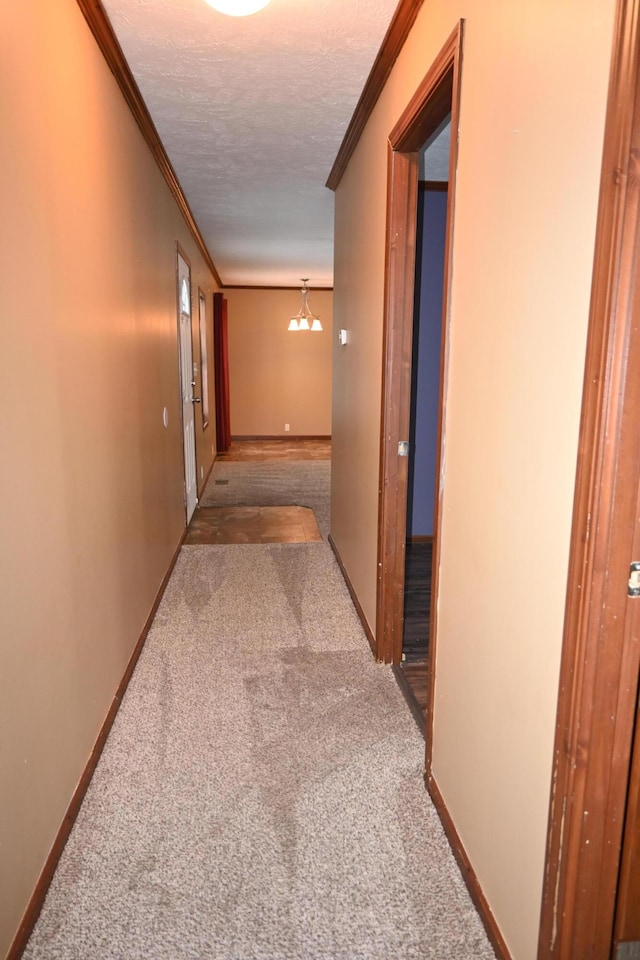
375, 21, 463, 699
538, 1, 640, 956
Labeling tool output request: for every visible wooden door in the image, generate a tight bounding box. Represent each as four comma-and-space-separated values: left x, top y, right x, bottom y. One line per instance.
177, 250, 198, 523
376, 24, 462, 693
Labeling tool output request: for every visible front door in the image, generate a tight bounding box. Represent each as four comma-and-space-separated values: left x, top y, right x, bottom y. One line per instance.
177, 250, 197, 523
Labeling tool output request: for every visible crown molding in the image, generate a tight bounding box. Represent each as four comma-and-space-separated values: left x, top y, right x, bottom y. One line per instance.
76, 0, 223, 288
326, 0, 425, 191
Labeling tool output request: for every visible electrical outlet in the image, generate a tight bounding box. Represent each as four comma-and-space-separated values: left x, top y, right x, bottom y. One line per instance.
284, 423, 290, 432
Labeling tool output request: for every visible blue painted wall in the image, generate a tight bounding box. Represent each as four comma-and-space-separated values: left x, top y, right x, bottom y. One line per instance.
407, 186, 448, 537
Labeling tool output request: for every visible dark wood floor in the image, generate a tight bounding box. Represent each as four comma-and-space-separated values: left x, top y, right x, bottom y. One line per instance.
217, 438, 331, 461
398, 539, 432, 735
402, 540, 432, 662
186, 505, 322, 544
393, 663, 429, 735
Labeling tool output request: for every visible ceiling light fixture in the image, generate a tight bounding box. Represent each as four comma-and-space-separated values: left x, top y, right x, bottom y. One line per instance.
288, 280, 322, 332
204, 0, 271, 15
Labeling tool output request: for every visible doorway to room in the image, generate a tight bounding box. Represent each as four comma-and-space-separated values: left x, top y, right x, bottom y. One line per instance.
397, 169, 449, 733
376, 25, 462, 756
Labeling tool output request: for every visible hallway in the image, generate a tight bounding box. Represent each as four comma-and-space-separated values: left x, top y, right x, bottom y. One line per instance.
22, 445, 494, 959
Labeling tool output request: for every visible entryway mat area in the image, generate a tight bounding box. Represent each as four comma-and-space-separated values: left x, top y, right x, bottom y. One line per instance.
186, 505, 322, 544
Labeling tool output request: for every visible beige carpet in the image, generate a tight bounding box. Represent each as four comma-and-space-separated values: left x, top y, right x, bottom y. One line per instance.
23, 542, 495, 960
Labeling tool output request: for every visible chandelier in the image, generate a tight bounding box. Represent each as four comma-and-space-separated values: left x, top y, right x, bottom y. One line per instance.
288, 280, 322, 332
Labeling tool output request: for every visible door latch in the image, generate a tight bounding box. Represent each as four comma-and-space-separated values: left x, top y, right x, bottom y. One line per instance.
398, 440, 409, 457
628, 562, 640, 597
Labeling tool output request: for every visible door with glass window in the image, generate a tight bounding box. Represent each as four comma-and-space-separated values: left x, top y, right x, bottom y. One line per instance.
177, 250, 198, 523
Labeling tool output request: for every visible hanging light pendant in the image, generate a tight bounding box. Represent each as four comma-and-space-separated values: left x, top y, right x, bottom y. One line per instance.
288, 279, 322, 332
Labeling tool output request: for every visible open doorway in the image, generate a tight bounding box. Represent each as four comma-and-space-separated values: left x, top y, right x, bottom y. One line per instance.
398, 130, 450, 731
376, 26, 463, 755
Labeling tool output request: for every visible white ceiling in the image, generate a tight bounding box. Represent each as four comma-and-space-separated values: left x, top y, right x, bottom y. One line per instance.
102, 0, 400, 287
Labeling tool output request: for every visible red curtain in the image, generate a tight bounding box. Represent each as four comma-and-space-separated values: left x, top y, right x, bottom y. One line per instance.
214, 293, 231, 452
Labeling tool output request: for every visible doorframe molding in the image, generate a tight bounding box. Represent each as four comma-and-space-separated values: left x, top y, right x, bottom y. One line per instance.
538, 1, 640, 955
375, 23, 463, 681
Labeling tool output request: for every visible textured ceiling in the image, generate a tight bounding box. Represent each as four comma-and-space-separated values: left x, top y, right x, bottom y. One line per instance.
101, 0, 400, 287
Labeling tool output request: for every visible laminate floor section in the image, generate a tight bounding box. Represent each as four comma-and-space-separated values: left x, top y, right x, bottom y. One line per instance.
395, 663, 430, 736
218, 438, 331, 461
403, 540, 432, 662
186, 505, 322, 544
400, 540, 433, 736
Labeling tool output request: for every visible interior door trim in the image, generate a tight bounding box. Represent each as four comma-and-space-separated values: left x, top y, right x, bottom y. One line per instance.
375, 23, 463, 683
537, 1, 640, 955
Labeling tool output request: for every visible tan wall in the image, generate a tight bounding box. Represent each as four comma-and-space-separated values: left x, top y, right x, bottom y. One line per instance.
331, 4, 615, 958
0, 2, 218, 956
226, 287, 332, 436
